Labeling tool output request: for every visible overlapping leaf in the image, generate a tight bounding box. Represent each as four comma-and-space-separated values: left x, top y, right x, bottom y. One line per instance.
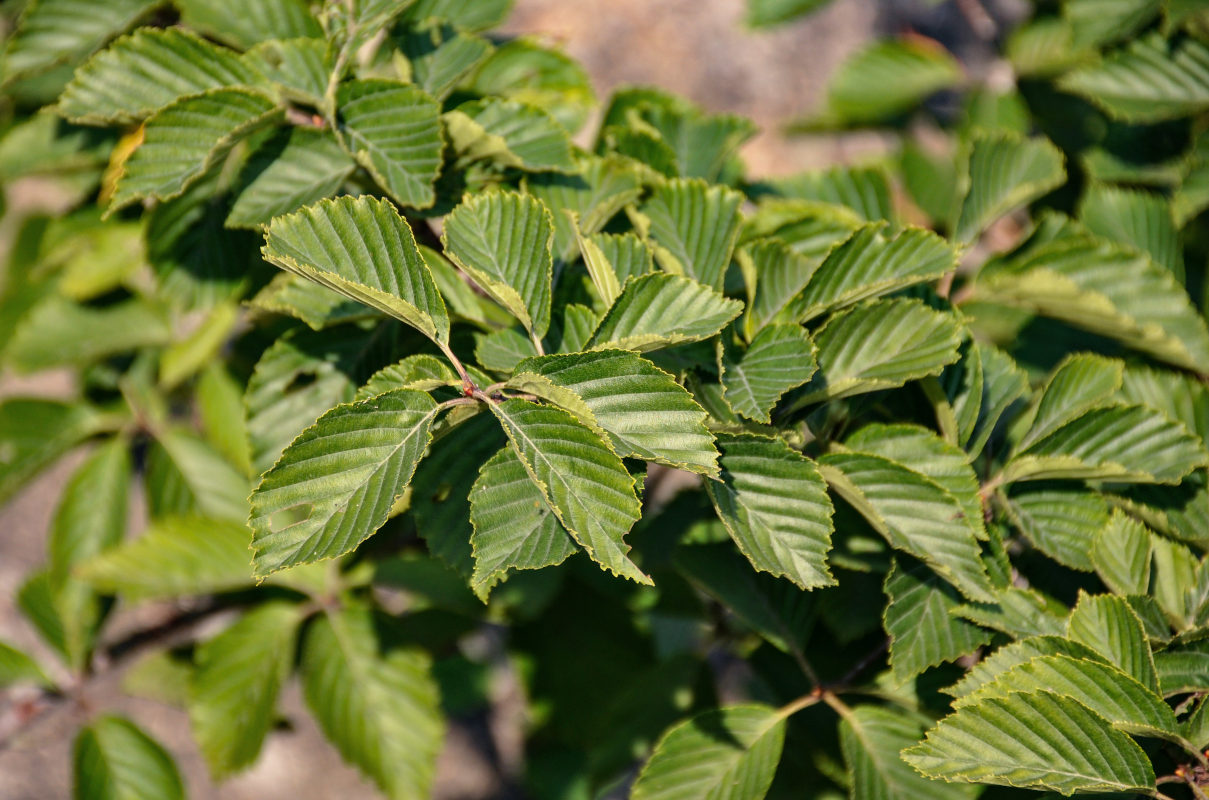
1080, 183, 1183, 277
840, 705, 972, 800
642, 179, 743, 290
444, 97, 575, 172
954, 132, 1065, 243
525, 155, 645, 259
822, 38, 962, 125
719, 324, 817, 423
884, 560, 994, 679
73, 716, 184, 800
3, 0, 156, 82
1004, 483, 1110, 571
1014, 354, 1123, 453
228, 128, 357, 229
398, 23, 493, 100
739, 238, 822, 336
589, 273, 743, 352
1066, 592, 1159, 692
175, 0, 322, 49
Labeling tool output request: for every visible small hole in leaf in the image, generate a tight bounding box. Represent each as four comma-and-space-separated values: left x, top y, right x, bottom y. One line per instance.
269, 503, 313, 532
283, 371, 318, 394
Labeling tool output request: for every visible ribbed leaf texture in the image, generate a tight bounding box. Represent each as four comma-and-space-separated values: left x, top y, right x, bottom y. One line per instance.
631, 705, 786, 800
228, 128, 357, 229
1081, 183, 1183, 278
357, 355, 459, 400
337, 79, 442, 209
57, 29, 258, 125
444, 97, 575, 172
111, 88, 281, 210
73, 716, 183, 800
719, 324, 817, 423
398, 23, 493, 100
903, 690, 1155, 794
249, 390, 439, 576
468, 446, 577, 600
1059, 31, 1209, 121
792, 224, 956, 323
705, 434, 835, 590
790, 298, 963, 407
488, 399, 648, 583
48, 438, 129, 586
945, 635, 1109, 699
1015, 354, 1124, 453
1091, 510, 1152, 595
241, 38, 329, 105
510, 349, 720, 475
824, 38, 962, 124
1005, 483, 1110, 571
442, 191, 554, 338
524, 155, 645, 260
884, 560, 994, 679
77, 516, 255, 600
175, 0, 321, 48
819, 451, 994, 601
643, 178, 743, 289
1067, 592, 1159, 692
189, 602, 301, 778
3, 0, 156, 82
763, 163, 895, 222
302, 608, 443, 800
589, 273, 743, 352
955, 132, 1065, 243
740, 238, 822, 336
840, 705, 972, 800
262, 196, 450, 343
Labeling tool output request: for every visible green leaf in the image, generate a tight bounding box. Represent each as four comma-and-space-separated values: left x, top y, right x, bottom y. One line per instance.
56, 28, 258, 125
819, 451, 994, 601
840, 704, 972, 800
240, 38, 329, 105
144, 430, 249, 523
949, 341, 1030, 456
1080, 183, 1183, 278
1015, 354, 1124, 454
1004, 483, 1110, 572
589, 273, 743, 353
357, 354, 459, 400
1117, 362, 1209, 443
337, 79, 443, 209
1154, 644, 1209, 695
475, 327, 538, 372
48, 438, 129, 586
1058, 31, 1209, 122
822, 38, 962, 125
631, 705, 786, 800
0, 640, 52, 688
524, 155, 645, 260
302, 607, 443, 800
902, 690, 1155, 794
250, 390, 439, 576
746, 0, 832, 27
738, 238, 821, 337
1091, 510, 1152, 595
761, 163, 894, 223
190, 602, 301, 778
110, 88, 281, 211
487, 398, 648, 584
510, 349, 719, 475
467, 38, 596, 133
74, 715, 184, 800
403, 0, 511, 32
954, 132, 1065, 243
719, 324, 817, 423
228, 128, 357, 229
975, 232, 1209, 371
468, 446, 577, 600
398, 23, 492, 100
945, 635, 1109, 699
884, 560, 994, 679
791, 224, 957, 323
175, 0, 322, 49
790, 298, 964, 407
3, 0, 156, 82
444, 97, 575, 173
441, 191, 554, 338
1003, 404, 1209, 485
77, 516, 254, 600
631, 103, 757, 182
574, 221, 624, 306
0, 398, 101, 504
953, 585, 1069, 639
643, 178, 743, 290
262, 196, 449, 343
705, 434, 835, 590
8, 297, 171, 372
1066, 591, 1159, 692
198, 364, 253, 478
1064, 0, 1159, 48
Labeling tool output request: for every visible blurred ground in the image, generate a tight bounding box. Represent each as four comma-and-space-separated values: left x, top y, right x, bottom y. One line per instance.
0, 1, 995, 797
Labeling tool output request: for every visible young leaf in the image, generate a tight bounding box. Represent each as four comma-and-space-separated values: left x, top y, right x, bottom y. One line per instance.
227, 128, 358, 229
357, 355, 459, 400
510, 349, 719, 475
589, 273, 743, 353
337, 80, 443, 209
762, 163, 895, 223
631, 705, 786, 800
739, 238, 822, 336
884, 560, 994, 680
74, 715, 184, 800
719, 324, 817, 423
56, 28, 258, 125
1067, 591, 1159, 692
302, 607, 443, 800
444, 97, 575, 173
189, 602, 301, 778
840, 705, 971, 800
240, 38, 330, 105
468, 446, 577, 600
442, 191, 554, 339
249, 390, 440, 576
954, 132, 1065, 243
903, 690, 1155, 794
524, 155, 645, 260
110, 87, 281, 211
705, 434, 835, 590
487, 399, 648, 584
643, 178, 743, 290
262, 196, 450, 343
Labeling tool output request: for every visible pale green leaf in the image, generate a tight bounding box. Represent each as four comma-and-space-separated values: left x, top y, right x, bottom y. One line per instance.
631, 705, 785, 800
8, 297, 171, 372
1154, 644, 1209, 695
823, 38, 962, 125
1067, 591, 1159, 692
189, 603, 301, 778
1080, 183, 1183, 278
442, 190, 553, 338
761, 163, 894, 223
719, 324, 816, 423
902, 690, 1155, 794
48, 439, 129, 586
588, 273, 743, 353
0, 640, 52, 688
3, 0, 156, 82
1064, 0, 1159, 48
444, 97, 575, 172
633, 103, 757, 182
524, 155, 645, 260
240, 38, 329, 105
356, 355, 459, 400
338, 79, 442, 209
488, 399, 648, 584
955, 132, 1065, 243
250, 390, 439, 576
510, 349, 719, 475
302, 607, 443, 800
57, 28, 259, 125
403, 0, 511, 32
0, 399, 102, 505
398, 23, 492, 101
739, 238, 822, 337
1091, 510, 1152, 596
705, 434, 834, 590
475, 327, 538, 372
198, 364, 254, 477
840, 704, 972, 800
247, 274, 369, 331
746, 0, 832, 27
1015, 354, 1124, 454
1004, 483, 1110, 571
1117, 362, 1209, 443
1150, 534, 1200, 627
550, 303, 600, 354
952, 585, 1069, 639
945, 635, 1109, 699
643, 178, 743, 290
884, 560, 993, 680
175, 0, 322, 49
948, 341, 1029, 456
467, 39, 596, 133
73, 715, 184, 800
144, 430, 249, 523
468, 446, 576, 600
228, 128, 357, 229
111, 88, 281, 211
262, 196, 449, 343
